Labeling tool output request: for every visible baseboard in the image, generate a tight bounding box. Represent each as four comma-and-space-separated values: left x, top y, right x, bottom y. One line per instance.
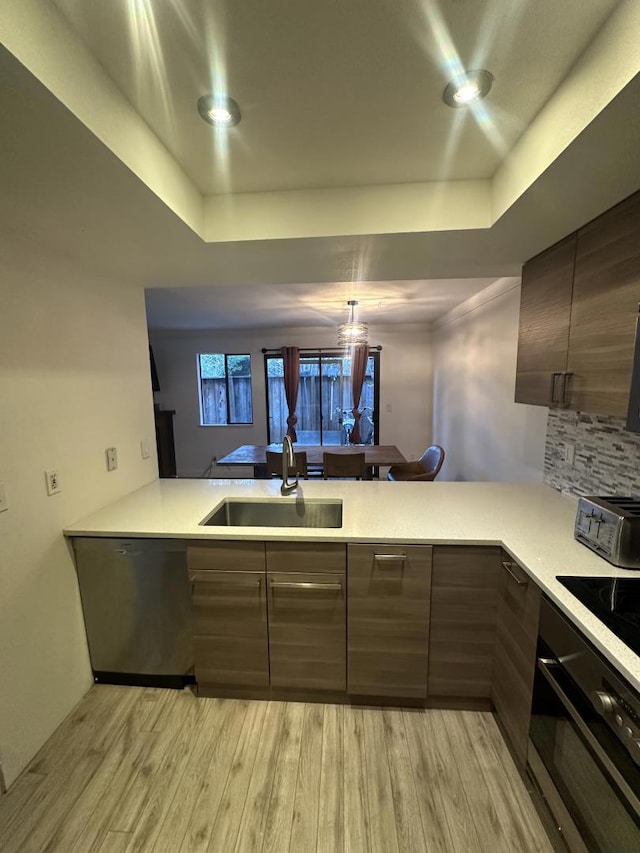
195, 683, 427, 708
348, 694, 426, 709
197, 683, 347, 704
93, 671, 196, 690
195, 684, 494, 710
427, 695, 493, 711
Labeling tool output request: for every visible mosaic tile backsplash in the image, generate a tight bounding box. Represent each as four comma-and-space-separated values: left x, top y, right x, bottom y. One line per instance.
544, 409, 640, 497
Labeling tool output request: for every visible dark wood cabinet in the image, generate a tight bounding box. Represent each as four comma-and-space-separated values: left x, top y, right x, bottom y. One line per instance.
154, 409, 176, 477
266, 543, 346, 692
492, 553, 541, 768
347, 543, 432, 699
190, 570, 269, 689
428, 546, 501, 705
515, 235, 576, 407
187, 538, 543, 722
188, 541, 346, 696
187, 542, 269, 693
515, 189, 640, 416
567, 191, 640, 416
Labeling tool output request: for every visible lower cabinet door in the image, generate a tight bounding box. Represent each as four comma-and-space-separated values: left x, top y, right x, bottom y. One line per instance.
267, 572, 346, 691
348, 544, 432, 699
492, 555, 541, 767
428, 545, 502, 702
190, 570, 269, 688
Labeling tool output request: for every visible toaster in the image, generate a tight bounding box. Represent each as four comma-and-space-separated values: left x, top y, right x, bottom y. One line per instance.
574, 496, 640, 569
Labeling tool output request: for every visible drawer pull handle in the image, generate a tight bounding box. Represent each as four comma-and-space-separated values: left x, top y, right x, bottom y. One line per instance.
562, 371, 573, 407
373, 554, 407, 562
189, 573, 262, 588
270, 581, 342, 591
501, 561, 528, 586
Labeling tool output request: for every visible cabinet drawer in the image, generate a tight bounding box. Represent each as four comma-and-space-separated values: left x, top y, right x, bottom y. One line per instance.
348, 544, 432, 698
187, 540, 265, 573
190, 571, 269, 688
268, 572, 345, 691
265, 542, 346, 574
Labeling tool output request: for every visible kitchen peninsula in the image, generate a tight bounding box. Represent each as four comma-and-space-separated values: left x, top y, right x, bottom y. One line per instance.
65, 478, 640, 693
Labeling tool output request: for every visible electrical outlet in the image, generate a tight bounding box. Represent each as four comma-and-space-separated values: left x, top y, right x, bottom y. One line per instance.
140, 439, 151, 459
565, 444, 576, 465
106, 447, 118, 472
45, 470, 61, 495
0, 481, 8, 513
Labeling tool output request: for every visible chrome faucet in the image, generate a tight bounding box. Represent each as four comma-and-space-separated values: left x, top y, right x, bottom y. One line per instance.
281, 434, 299, 495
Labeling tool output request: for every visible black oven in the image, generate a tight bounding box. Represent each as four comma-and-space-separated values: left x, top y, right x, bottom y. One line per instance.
528, 597, 640, 852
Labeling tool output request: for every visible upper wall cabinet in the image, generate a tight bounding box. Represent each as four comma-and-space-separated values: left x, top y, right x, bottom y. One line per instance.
567, 192, 640, 416
515, 189, 640, 417
514, 235, 576, 407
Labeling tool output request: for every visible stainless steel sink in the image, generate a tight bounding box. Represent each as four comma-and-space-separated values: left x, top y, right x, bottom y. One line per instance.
200, 498, 343, 529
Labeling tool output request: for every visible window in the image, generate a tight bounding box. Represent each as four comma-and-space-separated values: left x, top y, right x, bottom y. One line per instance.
264, 350, 379, 444
197, 353, 253, 425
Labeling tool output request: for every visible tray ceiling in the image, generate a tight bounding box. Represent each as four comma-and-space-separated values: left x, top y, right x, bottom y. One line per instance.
52, 0, 620, 195
1, 0, 639, 320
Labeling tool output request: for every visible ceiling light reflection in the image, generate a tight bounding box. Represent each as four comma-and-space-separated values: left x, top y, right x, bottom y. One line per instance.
125, 0, 176, 142
415, 1, 508, 158
201, 3, 235, 191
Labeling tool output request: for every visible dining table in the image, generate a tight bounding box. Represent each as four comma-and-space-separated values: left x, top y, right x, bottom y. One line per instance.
216, 443, 407, 479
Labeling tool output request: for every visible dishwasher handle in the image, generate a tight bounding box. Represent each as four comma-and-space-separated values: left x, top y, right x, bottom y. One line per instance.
114, 547, 143, 557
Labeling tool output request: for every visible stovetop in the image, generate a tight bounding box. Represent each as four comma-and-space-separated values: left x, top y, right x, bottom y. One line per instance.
557, 576, 640, 657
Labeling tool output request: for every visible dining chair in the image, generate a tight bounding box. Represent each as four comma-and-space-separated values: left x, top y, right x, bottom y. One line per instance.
266, 450, 308, 479
322, 451, 366, 480
386, 445, 445, 481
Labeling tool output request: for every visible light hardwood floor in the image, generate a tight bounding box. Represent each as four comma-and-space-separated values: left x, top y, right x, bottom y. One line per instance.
0, 685, 554, 852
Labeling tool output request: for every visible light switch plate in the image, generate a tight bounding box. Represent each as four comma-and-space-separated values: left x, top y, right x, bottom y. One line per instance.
140, 439, 151, 459
106, 447, 118, 471
0, 481, 8, 513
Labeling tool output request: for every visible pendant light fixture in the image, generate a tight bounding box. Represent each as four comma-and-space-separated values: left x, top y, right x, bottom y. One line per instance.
337, 300, 368, 347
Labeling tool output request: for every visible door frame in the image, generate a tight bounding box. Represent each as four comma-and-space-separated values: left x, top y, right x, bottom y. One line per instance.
263, 348, 381, 445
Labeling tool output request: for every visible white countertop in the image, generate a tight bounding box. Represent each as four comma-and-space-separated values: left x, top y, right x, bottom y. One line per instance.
64, 478, 640, 692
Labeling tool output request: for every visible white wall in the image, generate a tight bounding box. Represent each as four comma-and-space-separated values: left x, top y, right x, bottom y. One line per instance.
150, 324, 433, 477
432, 279, 547, 482
0, 234, 157, 788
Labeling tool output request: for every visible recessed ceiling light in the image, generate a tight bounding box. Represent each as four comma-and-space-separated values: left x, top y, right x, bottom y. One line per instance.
197, 94, 241, 127
443, 70, 493, 108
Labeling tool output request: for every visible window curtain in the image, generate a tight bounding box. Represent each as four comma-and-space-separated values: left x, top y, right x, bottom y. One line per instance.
281, 346, 300, 441
350, 345, 369, 444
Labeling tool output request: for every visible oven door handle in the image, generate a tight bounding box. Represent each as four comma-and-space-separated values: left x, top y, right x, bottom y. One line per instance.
537, 657, 640, 819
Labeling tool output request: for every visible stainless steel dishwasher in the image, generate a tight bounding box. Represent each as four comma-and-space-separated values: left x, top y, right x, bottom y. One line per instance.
72, 537, 194, 688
